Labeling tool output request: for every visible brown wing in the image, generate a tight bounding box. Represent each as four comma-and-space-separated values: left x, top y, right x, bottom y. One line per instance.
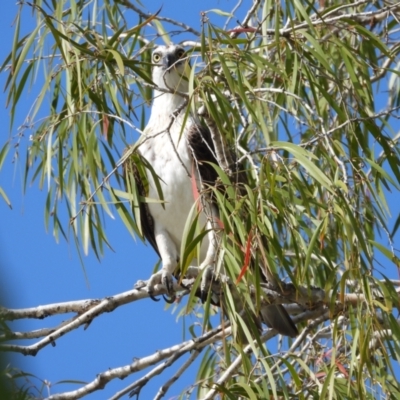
188, 123, 298, 337
123, 149, 160, 257
187, 123, 219, 186
187, 121, 247, 186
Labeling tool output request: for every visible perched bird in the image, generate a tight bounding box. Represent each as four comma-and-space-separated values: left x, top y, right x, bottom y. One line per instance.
124, 44, 298, 338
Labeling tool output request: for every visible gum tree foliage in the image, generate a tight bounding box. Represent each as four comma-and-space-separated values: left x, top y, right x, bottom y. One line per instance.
1, 0, 400, 399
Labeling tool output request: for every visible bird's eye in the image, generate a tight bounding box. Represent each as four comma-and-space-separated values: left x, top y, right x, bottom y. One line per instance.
153, 53, 161, 63
176, 49, 185, 59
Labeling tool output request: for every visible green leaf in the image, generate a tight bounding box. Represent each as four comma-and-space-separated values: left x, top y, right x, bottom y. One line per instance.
367, 157, 399, 189
0, 187, 12, 208
205, 9, 233, 17
270, 141, 334, 192
369, 240, 395, 261
304, 216, 326, 278
103, 49, 125, 76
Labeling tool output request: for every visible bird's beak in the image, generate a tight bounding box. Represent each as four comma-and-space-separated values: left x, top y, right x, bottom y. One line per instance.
165, 54, 177, 69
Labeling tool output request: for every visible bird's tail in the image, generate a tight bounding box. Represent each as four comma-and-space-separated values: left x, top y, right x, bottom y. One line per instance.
260, 304, 298, 338
215, 281, 298, 341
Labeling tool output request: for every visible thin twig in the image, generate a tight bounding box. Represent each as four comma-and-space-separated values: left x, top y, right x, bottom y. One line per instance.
153, 349, 201, 400
230, 0, 262, 39
118, 0, 201, 36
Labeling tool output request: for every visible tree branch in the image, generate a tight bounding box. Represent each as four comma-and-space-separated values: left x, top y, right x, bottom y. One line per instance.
45, 324, 227, 400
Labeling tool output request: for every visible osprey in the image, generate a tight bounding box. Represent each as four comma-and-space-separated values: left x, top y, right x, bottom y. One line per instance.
125, 44, 298, 338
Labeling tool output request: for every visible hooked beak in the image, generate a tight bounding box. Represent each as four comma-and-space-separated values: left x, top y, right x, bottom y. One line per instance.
163, 54, 179, 69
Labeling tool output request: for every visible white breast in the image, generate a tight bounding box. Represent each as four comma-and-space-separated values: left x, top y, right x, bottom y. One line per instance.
139, 112, 210, 262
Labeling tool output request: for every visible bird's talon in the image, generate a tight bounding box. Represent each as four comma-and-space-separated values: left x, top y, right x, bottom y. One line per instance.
161, 272, 175, 297
149, 294, 161, 302
163, 294, 176, 304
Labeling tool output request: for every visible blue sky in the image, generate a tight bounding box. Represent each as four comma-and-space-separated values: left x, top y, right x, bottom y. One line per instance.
1, 1, 399, 400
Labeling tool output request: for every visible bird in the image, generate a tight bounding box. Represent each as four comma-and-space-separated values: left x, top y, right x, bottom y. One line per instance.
124, 44, 298, 338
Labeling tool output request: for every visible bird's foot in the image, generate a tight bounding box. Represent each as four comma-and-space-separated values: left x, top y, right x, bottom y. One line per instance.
134, 270, 176, 303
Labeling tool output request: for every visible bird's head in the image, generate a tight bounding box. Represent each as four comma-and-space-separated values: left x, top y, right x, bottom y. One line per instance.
151, 45, 189, 93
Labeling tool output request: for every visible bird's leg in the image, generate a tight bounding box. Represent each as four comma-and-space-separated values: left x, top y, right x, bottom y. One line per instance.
199, 218, 220, 302
137, 226, 179, 301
